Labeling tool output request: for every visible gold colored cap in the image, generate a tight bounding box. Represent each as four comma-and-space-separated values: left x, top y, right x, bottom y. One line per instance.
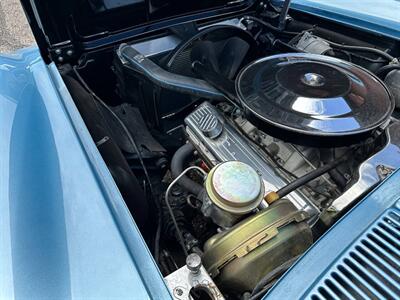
264, 191, 280, 205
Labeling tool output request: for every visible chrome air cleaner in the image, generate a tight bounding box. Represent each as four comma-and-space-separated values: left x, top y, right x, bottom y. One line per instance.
236, 53, 394, 146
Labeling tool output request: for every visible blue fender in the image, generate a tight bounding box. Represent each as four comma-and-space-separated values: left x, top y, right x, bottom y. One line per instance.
0, 47, 171, 299
272, 0, 400, 39
267, 169, 400, 299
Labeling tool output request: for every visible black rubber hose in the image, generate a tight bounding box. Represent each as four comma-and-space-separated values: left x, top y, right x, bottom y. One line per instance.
118, 44, 225, 100
325, 40, 395, 61
192, 61, 238, 105
283, 20, 395, 62
329, 168, 347, 190
376, 64, 400, 78
171, 143, 203, 196
243, 16, 300, 35
320, 149, 347, 190
276, 155, 348, 199
273, 39, 305, 53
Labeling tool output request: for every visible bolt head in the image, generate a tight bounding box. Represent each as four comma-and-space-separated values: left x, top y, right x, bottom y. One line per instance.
186, 253, 202, 274
175, 288, 183, 296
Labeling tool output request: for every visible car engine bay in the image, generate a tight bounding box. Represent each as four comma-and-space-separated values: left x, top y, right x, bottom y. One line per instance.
60, 6, 400, 299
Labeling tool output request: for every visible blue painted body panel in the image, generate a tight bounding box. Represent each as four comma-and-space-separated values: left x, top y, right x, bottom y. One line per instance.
273, 0, 400, 39
266, 169, 400, 299
0, 47, 171, 299
1, 1, 400, 297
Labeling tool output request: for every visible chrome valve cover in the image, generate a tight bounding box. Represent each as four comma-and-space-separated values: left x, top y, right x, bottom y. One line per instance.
185, 102, 319, 220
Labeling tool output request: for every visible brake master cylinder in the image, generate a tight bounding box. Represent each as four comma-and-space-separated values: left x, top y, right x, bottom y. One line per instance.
201, 161, 265, 228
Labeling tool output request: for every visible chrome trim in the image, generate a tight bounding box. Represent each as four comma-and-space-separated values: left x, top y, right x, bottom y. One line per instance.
185, 102, 319, 220
330, 121, 400, 212
129, 18, 245, 58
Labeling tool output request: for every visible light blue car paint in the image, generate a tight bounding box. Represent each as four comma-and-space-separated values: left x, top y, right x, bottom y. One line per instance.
0, 47, 171, 299
267, 168, 400, 299
1, 1, 400, 298
273, 0, 400, 39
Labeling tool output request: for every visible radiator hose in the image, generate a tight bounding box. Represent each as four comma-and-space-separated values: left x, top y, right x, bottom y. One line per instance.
171, 143, 204, 196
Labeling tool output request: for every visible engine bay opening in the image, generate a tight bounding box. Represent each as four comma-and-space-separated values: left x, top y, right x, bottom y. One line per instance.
61, 6, 400, 299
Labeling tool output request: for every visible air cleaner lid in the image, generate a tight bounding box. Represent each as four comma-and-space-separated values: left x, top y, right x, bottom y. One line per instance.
236, 53, 394, 138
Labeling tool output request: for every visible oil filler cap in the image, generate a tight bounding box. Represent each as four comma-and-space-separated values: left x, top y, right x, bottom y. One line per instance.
195, 109, 223, 139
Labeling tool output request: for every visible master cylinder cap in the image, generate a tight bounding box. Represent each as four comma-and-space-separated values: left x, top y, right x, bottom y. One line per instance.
205, 161, 264, 214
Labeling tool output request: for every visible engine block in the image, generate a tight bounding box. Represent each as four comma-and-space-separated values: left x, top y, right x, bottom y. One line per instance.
185, 102, 319, 220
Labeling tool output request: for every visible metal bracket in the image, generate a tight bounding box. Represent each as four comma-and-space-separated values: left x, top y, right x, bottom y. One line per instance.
50, 41, 75, 63
326, 121, 400, 216
165, 254, 224, 300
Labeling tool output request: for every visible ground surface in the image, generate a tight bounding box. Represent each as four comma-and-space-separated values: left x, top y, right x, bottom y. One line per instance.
0, 0, 35, 53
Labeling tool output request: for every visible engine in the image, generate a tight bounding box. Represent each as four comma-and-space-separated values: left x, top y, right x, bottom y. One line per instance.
186, 101, 318, 220
115, 21, 400, 298
66, 12, 400, 300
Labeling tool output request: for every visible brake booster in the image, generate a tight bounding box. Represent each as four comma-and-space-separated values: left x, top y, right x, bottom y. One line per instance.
199, 162, 313, 293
